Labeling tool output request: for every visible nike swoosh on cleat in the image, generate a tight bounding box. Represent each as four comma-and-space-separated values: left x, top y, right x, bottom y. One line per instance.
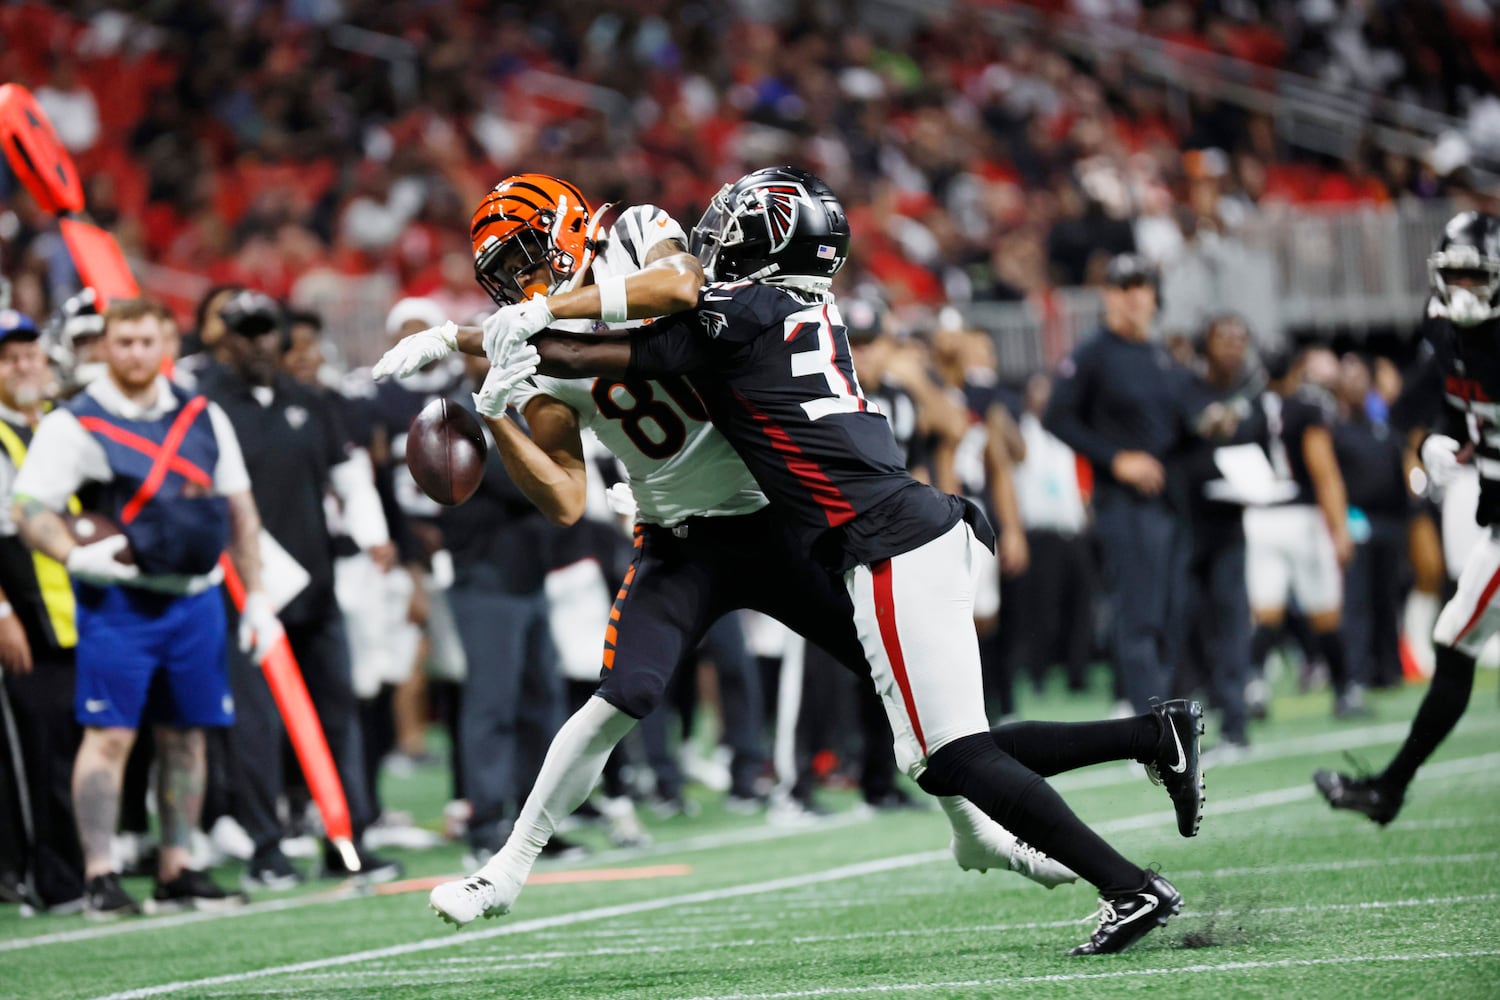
1167, 719, 1188, 774
1115, 894, 1160, 926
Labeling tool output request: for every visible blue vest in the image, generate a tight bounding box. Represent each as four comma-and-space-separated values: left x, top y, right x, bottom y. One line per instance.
69, 381, 230, 576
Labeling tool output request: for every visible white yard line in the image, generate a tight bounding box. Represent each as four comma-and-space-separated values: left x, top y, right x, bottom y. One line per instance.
22, 720, 1493, 956
670, 950, 1500, 1000
84, 749, 1500, 1000
0, 812, 872, 955
380, 892, 1500, 967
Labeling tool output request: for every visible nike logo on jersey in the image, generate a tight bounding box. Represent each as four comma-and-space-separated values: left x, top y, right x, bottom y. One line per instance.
1166, 719, 1187, 774
84, 698, 109, 713
701, 289, 735, 303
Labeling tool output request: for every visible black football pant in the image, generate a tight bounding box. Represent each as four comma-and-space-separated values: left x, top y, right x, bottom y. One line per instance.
226, 608, 374, 855
1, 653, 84, 906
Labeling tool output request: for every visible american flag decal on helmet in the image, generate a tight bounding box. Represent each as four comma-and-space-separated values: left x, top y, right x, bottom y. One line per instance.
748, 184, 805, 253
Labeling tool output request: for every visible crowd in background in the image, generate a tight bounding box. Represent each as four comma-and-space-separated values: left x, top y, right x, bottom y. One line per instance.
0, 0, 1488, 918
2, 0, 1498, 343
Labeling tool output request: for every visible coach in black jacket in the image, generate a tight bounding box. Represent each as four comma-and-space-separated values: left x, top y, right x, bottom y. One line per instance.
1045, 255, 1227, 713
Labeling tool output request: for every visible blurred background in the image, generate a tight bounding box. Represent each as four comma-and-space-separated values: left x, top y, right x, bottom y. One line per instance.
2, 0, 1496, 369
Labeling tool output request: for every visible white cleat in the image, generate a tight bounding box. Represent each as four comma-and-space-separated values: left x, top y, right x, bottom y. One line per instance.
428, 872, 519, 927
951, 831, 1078, 889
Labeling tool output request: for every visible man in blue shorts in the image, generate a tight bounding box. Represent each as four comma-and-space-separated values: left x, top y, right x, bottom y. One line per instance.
13, 297, 282, 918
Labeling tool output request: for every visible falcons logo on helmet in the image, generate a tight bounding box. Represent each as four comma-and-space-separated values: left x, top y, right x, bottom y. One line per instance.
743, 184, 807, 253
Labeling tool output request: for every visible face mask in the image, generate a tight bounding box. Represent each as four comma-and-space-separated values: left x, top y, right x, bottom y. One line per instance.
1445, 286, 1493, 327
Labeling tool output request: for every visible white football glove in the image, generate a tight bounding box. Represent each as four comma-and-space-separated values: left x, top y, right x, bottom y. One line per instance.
371, 321, 458, 380
65, 536, 140, 587
238, 590, 285, 665
1420, 433, 1465, 489
481, 294, 554, 367
473, 343, 541, 418
605, 482, 639, 520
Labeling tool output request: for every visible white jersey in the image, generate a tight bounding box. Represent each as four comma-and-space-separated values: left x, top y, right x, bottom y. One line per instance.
510, 204, 767, 527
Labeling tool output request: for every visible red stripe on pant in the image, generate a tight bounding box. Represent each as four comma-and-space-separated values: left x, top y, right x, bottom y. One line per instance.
1454, 563, 1500, 643
871, 558, 926, 754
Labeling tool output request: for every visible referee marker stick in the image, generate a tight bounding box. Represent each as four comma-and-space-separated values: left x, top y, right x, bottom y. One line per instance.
0, 83, 359, 869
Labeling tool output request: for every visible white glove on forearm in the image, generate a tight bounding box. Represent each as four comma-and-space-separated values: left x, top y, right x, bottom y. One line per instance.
481, 294, 555, 367
371, 321, 458, 380
1420, 433, 1464, 488
473, 343, 541, 417
238, 590, 285, 665
65, 536, 140, 586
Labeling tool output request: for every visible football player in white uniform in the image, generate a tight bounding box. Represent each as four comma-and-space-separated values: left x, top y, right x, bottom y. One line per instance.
375, 174, 1077, 927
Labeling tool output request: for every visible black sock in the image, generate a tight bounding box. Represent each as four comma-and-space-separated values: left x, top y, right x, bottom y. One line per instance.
1380, 644, 1477, 790
923, 733, 1145, 896
1316, 631, 1349, 691
990, 717, 1160, 777
1251, 624, 1280, 672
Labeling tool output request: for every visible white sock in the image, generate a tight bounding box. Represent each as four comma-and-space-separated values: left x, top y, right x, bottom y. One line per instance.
940, 797, 1014, 857
1403, 592, 1439, 679
478, 696, 636, 889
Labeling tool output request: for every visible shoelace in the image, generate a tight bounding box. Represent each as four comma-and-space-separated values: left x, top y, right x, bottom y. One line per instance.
1081, 897, 1119, 929
1010, 841, 1052, 872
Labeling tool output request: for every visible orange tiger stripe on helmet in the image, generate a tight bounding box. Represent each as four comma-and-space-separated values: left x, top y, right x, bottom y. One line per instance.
470, 173, 596, 305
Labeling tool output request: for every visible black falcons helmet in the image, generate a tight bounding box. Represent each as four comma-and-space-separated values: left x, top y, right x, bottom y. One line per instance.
1428, 211, 1500, 328
690, 166, 850, 294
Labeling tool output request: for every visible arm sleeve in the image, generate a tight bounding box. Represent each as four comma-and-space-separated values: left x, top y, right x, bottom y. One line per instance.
1042, 345, 1121, 469
13, 410, 106, 509
207, 402, 252, 495
627, 316, 717, 379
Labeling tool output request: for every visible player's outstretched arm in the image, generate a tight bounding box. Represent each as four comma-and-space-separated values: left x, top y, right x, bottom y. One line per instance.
547, 249, 702, 324
484, 396, 589, 526
531, 333, 634, 380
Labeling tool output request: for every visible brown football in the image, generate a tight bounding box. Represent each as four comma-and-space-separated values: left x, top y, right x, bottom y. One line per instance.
65, 511, 135, 565
406, 398, 488, 506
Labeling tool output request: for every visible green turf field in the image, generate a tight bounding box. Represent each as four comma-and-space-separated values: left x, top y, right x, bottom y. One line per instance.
4, 672, 1499, 1000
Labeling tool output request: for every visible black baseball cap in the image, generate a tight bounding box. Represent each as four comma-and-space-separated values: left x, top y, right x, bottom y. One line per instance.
1104, 253, 1159, 289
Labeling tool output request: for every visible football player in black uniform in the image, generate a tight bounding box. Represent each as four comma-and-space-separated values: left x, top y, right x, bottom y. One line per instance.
1315, 211, 1500, 823
464, 167, 1206, 956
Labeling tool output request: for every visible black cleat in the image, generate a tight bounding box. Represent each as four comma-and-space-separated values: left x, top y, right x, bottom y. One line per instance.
146, 869, 249, 914
1147, 699, 1206, 837
1312, 769, 1403, 825
83, 873, 141, 921
322, 843, 404, 884
1070, 872, 1183, 956
242, 847, 304, 892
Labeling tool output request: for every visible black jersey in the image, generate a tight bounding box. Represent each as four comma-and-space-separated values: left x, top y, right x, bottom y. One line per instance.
627, 282, 966, 570
1396, 314, 1500, 526
1259, 386, 1334, 507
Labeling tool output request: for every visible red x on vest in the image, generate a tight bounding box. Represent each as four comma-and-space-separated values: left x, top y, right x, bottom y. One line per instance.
77, 396, 213, 525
